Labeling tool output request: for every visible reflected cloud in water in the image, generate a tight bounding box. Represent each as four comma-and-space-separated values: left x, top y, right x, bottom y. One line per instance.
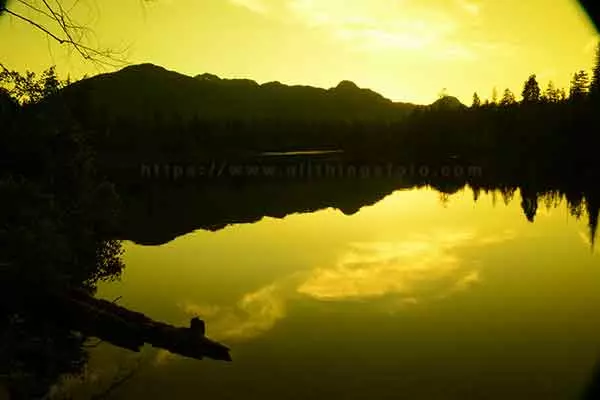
298, 230, 477, 301
179, 283, 288, 342
177, 229, 516, 344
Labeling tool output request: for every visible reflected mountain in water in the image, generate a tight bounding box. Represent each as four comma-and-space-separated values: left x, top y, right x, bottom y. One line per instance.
112, 160, 599, 248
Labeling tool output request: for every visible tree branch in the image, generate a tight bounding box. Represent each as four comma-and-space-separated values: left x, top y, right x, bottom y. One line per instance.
2, 7, 66, 45
15, 0, 55, 22
1, 2, 130, 68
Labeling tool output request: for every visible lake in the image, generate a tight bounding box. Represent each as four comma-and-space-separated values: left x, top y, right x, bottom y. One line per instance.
53, 186, 600, 399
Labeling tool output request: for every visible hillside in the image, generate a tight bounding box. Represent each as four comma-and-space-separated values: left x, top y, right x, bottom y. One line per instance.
57, 63, 417, 126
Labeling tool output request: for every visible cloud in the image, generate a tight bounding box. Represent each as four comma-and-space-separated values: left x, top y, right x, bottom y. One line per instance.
229, 0, 270, 14
227, 0, 490, 60
296, 230, 478, 301
228, 0, 291, 15
288, 0, 460, 53
455, 0, 481, 16
177, 229, 515, 346
442, 269, 481, 296
477, 229, 516, 245
179, 283, 288, 342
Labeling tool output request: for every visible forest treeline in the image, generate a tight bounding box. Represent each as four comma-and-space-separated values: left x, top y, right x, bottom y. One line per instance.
13, 45, 594, 179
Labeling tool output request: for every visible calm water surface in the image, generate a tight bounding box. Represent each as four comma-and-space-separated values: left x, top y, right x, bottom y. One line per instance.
65, 187, 600, 399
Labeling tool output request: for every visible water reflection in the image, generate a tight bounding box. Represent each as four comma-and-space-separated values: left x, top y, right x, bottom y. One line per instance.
113, 164, 599, 249
174, 227, 517, 344
180, 283, 287, 342
298, 232, 484, 301
3, 178, 600, 399
76, 185, 598, 399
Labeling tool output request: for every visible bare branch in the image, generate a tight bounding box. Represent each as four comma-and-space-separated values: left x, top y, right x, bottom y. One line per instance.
1, 1, 131, 68
2, 7, 66, 45
15, 0, 55, 21
41, 0, 89, 60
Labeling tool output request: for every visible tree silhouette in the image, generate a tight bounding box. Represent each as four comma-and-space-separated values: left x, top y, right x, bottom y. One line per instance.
543, 81, 560, 103
559, 87, 567, 102
522, 74, 541, 103
472, 92, 481, 108
0, 64, 68, 104
500, 88, 516, 106
569, 70, 590, 101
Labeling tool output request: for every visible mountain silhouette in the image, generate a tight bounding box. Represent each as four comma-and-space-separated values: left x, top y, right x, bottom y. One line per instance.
56, 63, 418, 127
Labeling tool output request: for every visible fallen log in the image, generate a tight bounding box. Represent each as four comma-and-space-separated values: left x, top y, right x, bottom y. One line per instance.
1, 284, 232, 362
59, 289, 232, 361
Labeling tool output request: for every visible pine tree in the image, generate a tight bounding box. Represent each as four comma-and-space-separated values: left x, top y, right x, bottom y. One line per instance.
556, 88, 566, 102
522, 74, 541, 103
500, 88, 516, 106
472, 92, 481, 108
544, 81, 560, 103
569, 70, 590, 101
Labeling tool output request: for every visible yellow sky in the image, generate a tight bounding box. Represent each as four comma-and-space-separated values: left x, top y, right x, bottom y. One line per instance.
1, 0, 598, 104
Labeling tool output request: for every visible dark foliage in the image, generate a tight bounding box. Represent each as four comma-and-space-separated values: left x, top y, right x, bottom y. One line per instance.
0, 66, 124, 399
